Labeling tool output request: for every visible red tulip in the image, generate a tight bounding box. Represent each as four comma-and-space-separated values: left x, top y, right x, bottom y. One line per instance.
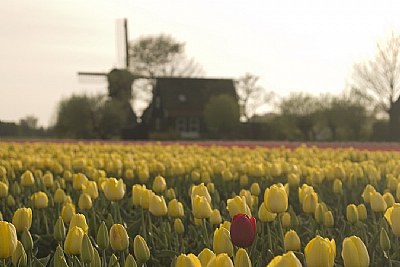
230, 214, 256, 248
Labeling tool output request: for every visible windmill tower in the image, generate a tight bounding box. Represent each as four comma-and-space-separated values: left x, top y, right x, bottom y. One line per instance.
78, 19, 151, 138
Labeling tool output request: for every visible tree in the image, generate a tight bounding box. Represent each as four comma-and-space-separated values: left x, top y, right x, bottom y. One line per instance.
235, 73, 273, 121
204, 94, 240, 138
128, 35, 204, 115
351, 32, 400, 140
278, 93, 319, 140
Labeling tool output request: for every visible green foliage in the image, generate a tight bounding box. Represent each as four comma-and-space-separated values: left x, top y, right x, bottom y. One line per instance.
203, 94, 240, 138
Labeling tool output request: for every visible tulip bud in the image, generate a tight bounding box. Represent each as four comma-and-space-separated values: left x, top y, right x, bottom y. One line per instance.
81, 234, 94, 264
206, 182, 214, 194
198, 248, 215, 267
234, 248, 251, 267
78, 193, 93, 210
21, 228, 33, 252
7, 195, 15, 207
264, 184, 288, 213
12, 208, 32, 232
288, 173, 300, 187
192, 195, 212, 219
191, 183, 211, 204
346, 204, 359, 224
134, 235, 150, 264
213, 227, 233, 256
314, 203, 328, 225
97, 221, 109, 250
284, 230, 301, 251
108, 254, 120, 267
43, 172, 54, 188
357, 204, 368, 221
191, 171, 201, 182
64, 226, 84, 255
258, 202, 277, 222
69, 213, 89, 234
91, 248, 102, 267
54, 216, 66, 242
324, 211, 334, 228
11, 182, 21, 196
205, 253, 233, 267
152, 175, 166, 193
305, 235, 336, 267
53, 245, 67, 267
149, 195, 168, 217
174, 218, 185, 234
370, 192, 387, 212
102, 178, 126, 201
61, 203, 76, 224
140, 189, 153, 209
73, 173, 88, 191
131, 184, 145, 206
266, 251, 302, 267
31, 191, 48, 209
383, 192, 395, 208
124, 254, 138, 267
380, 228, 391, 252
12, 241, 27, 267
83, 181, 99, 200
0, 221, 17, 259
342, 236, 369, 267
109, 224, 129, 252
166, 188, 176, 200
105, 213, 115, 229
362, 184, 376, 204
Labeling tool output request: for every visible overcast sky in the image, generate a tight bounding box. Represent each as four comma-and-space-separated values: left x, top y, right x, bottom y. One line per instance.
1, 0, 400, 127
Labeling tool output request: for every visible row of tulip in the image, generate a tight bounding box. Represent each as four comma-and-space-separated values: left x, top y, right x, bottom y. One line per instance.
0, 142, 400, 266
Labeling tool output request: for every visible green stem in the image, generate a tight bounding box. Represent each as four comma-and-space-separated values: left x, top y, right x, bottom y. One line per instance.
102, 249, 107, 267
42, 209, 50, 235
141, 208, 147, 241
267, 222, 273, 252
202, 219, 211, 248
277, 215, 285, 252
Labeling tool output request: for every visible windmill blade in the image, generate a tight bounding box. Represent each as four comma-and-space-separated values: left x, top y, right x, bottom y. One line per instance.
77, 71, 108, 84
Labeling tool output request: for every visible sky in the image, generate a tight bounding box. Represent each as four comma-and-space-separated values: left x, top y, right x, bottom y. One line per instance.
1, 0, 400, 127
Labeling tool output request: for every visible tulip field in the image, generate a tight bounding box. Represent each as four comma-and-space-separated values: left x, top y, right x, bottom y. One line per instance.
2, 141, 400, 266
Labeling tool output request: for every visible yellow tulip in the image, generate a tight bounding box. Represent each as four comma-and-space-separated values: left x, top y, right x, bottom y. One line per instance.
54, 188, 66, 204
264, 184, 288, 213
198, 248, 215, 267
149, 195, 168, 216
305, 235, 336, 267
333, 179, 342, 195
234, 248, 251, 267
385, 204, 400, 236
0, 221, 17, 259
187, 253, 202, 267
82, 181, 99, 200
192, 195, 212, 219
258, 202, 277, 222
42, 172, 54, 187
221, 221, 231, 231
205, 253, 233, 267
20, 171, 35, 187
102, 178, 125, 201
152, 175, 167, 193
298, 184, 314, 204
342, 236, 369, 267
250, 182, 260, 196
64, 226, 84, 255
213, 227, 233, 256
288, 173, 300, 187
361, 184, 376, 204
140, 189, 153, 209
357, 204, 367, 221
346, 204, 359, 224
134, 235, 150, 264
72, 173, 88, 191
78, 193, 93, 210
109, 224, 129, 252
132, 184, 146, 206
284, 230, 301, 251
302, 192, 318, 214
31, 191, 48, 209
281, 212, 291, 228
226, 196, 251, 218
370, 191, 387, 212
176, 254, 196, 267
174, 218, 185, 234
266, 251, 302, 267
0, 182, 9, 198
61, 203, 76, 224
168, 199, 184, 218
12, 207, 32, 232
69, 213, 88, 234
191, 183, 211, 204
210, 209, 222, 225
324, 211, 334, 228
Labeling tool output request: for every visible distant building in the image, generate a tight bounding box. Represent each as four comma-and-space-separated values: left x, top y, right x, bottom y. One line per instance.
141, 77, 238, 139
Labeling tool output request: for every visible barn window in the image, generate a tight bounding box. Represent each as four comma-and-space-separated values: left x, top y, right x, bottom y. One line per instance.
189, 117, 200, 132
175, 118, 187, 132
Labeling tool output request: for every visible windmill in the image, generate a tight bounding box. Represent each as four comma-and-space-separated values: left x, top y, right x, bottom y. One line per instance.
78, 18, 151, 138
